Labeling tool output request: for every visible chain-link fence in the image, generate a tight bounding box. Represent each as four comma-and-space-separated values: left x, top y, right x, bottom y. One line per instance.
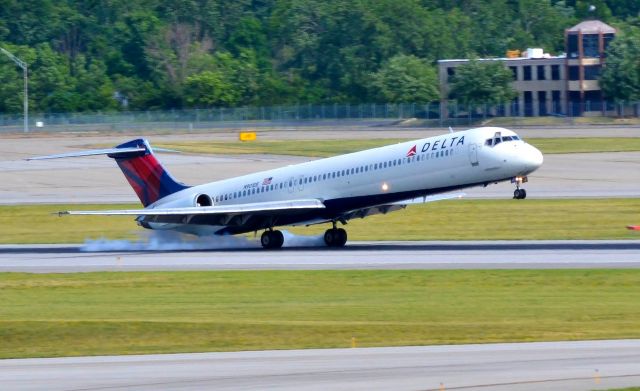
0, 101, 638, 133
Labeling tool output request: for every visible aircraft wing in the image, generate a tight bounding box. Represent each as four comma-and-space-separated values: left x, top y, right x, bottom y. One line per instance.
296, 192, 465, 226
391, 192, 465, 205
341, 192, 465, 220
61, 199, 324, 216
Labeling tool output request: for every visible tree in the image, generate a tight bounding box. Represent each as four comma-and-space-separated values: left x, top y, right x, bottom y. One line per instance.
600, 29, 640, 103
184, 70, 238, 107
371, 54, 439, 103
449, 60, 517, 105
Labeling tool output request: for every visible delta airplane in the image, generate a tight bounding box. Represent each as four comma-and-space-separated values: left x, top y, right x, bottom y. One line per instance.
30, 126, 543, 249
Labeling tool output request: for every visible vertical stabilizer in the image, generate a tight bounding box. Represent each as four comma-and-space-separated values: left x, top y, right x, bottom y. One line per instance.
108, 139, 189, 206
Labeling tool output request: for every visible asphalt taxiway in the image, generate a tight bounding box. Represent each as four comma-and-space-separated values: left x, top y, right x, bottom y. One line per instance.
1, 240, 639, 272
2, 340, 639, 390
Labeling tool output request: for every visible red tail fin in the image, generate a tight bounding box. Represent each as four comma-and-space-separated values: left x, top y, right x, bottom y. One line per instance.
109, 139, 189, 206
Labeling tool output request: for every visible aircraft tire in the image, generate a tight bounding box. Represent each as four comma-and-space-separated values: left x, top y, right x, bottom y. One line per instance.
324, 228, 347, 247
272, 230, 284, 248
513, 189, 521, 199
335, 228, 347, 247
261, 231, 273, 248
324, 229, 335, 247
519, 189, 527, 199
261, 230, 284, 249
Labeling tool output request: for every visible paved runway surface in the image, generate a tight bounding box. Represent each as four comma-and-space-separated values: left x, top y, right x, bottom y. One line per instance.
1, 240, 639, 272
2, 340, 639, 390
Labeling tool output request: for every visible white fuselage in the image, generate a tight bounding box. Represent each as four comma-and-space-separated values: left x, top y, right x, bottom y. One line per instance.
148, 127, 543, 234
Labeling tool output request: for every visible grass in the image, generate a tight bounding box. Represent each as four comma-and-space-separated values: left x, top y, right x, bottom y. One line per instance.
0, 203, 141, 244
484, 116, 640, 126
529, 138, 640, 154
1, 269, 639, 358
154, 137, 640, 157
1, 199, 639, 244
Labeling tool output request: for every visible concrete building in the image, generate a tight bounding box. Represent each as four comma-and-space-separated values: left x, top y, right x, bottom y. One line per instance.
438, 20, 616, 117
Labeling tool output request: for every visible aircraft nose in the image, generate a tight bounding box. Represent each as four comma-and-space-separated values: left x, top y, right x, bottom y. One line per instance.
522, 144, 544, 172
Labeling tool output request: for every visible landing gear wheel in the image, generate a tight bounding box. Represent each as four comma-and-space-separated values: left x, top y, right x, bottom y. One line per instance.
513, 188, 527, 200
324, 228, 347, 247
261, 230, 284, 249
335, 228, 347, 247
272, 230, 284, 248
324, 229, 335, 247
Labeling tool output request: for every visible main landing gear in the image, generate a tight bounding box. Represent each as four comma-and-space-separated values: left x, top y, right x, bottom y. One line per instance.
512, 176, 528, 200
324, 222, 347, 247
261, 229, 284, 249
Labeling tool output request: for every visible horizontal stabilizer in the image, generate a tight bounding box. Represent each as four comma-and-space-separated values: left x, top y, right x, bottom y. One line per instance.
27, 147, 146, 161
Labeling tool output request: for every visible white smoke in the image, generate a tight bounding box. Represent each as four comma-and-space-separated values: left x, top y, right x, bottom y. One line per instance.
81, 230, 259, 252
281, 230, 325, 247
80, 229, 326, 252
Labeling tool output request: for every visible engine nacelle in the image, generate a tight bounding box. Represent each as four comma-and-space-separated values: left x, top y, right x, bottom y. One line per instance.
194, 193, 213, 207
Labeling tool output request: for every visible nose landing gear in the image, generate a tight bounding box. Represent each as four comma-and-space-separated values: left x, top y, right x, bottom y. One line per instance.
512, 176, 528, 200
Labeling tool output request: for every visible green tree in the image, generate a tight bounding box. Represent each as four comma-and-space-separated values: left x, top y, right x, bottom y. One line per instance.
600, 29, 640, 103
449, 60, 517, 105
184, 70, 238, 107
371, 54, 439, 103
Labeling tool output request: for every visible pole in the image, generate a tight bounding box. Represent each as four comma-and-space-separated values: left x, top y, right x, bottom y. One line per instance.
0, 47, 28, 132
23, 65, 28, 133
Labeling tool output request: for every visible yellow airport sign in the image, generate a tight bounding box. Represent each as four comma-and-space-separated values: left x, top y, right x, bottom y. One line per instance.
239, 131, 257, 141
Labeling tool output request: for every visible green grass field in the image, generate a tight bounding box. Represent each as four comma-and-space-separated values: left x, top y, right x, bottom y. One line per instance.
1, 199, 638, 244
1, 270, 639, 358
154, 137, 640, 158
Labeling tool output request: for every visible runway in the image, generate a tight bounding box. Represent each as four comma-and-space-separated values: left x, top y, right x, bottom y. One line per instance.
1, 240, 639, 272
2, 340, 640, 390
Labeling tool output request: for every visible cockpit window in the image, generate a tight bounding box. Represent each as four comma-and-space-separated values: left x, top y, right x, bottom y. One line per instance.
486, 135, 521, 147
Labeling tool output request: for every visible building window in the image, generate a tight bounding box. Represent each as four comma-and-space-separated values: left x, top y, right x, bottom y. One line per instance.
524, 91, 533, 117
523, 66, 532, 81
447, 67, 456, 82
538, 91, 547, 116
603, 33, 615, 54
552, 90, 561, 114
568, 66, 580, 81
568, 34, 579, 58
537, 66, 546, 80
584, 65, 601, 80
510, 66, 518, 80
583, 34, 599, 57
551, 65, 560, 80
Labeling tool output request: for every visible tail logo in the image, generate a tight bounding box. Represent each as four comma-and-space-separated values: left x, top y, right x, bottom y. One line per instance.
407, 145, 417, 157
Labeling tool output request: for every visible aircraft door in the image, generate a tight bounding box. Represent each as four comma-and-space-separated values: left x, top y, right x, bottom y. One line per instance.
469, 144, 479, 166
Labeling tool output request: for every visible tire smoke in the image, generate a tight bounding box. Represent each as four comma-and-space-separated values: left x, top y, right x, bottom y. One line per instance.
80, 230, 326, 252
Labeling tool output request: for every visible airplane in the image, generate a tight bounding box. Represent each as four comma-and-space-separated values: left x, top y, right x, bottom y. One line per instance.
29, 126, 543, 249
